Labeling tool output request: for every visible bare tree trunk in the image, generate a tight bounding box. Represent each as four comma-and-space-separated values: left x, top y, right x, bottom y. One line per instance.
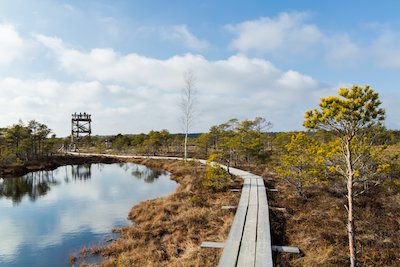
345, 140, 357, 267
180, 70, 196, 162
184, 132, 188, 162
347, 177, 356, 267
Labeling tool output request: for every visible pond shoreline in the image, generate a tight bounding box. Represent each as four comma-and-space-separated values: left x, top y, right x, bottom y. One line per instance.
1, 158, 181, 267
0, 155, 120, 178
1, 154, 240, 266
73, 157, 241, 267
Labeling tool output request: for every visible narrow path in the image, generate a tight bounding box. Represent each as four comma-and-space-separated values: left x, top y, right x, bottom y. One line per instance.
67, 152, 273, 266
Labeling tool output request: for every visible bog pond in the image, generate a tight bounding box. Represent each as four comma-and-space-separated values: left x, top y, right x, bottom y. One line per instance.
0, 162, 177, 267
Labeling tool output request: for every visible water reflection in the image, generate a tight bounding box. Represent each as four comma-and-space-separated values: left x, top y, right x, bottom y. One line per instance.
0, 171, 59, 204
131, 166, 167, 183
0, 163, 177, 267
70, 164, 92, 181
0, 163, 167, 205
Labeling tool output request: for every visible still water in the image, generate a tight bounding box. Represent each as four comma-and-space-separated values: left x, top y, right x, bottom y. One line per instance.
0, 163, 177, 267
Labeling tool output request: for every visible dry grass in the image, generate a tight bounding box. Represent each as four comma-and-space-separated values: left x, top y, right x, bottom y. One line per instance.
80, 247, 88, 258
263, 170, 400, 267
90, 246, 102, 255
69, 254, 77, 265
78, 159, 240, 267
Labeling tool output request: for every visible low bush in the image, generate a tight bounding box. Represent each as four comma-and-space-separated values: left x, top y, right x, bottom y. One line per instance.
203, 154, 231, 192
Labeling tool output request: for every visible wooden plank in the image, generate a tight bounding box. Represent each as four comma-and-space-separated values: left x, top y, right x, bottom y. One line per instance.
221, 205, 237, 210
201, 242, 225, 248
272, 246, 300, 254
237, 178, 251, 208
237, 178, 258, 266
227, 167, 252, 178
217, 179, 251, 267
256, 178, 274, 267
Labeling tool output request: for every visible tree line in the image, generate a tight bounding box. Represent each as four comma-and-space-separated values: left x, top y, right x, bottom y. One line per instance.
0, 120, 56, 166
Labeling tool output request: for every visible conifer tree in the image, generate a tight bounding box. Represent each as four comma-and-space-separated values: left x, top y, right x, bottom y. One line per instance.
304, 85, 385, 267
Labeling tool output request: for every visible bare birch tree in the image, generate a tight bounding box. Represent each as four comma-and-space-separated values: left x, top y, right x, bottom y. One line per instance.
180, 70, 196, 161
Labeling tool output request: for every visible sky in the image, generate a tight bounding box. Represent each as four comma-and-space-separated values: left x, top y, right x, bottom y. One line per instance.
1, 0, 400, 136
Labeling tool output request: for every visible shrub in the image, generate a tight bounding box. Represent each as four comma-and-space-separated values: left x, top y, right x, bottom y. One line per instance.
203, 154, 231, 192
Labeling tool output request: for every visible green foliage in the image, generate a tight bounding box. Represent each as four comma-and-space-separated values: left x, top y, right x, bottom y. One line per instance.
197, 117, 272, 166
304, 85, 385, 139
139, 130, 170, 153
103, 130, 180, 156
0, 120, 54, 165
143, 130, 163, 155
375, 148, 400, 192
195, 133, 211, 158
203, 154, 231, 192
271, 132, 298, 152
274, 132, 327, 196
304, 85, 386, 183
111, 134, 130, 151
94, 139, 105, 153
377, 151, 400, 177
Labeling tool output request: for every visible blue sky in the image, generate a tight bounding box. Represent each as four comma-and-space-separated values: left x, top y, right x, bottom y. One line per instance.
1, 1, 400, 136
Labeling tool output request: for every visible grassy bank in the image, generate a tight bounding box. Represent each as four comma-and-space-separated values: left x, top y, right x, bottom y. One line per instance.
76, 158, 241, 267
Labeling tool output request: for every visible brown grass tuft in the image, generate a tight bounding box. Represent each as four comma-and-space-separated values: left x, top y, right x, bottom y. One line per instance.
80, 246, 88, 258
69, 254, 77, 265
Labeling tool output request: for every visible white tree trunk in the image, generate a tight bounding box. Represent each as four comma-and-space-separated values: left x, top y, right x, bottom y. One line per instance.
180, 70, 196, 162
347, 177, 356, 267
345, 140, 357, 267
184, 131, 188, 162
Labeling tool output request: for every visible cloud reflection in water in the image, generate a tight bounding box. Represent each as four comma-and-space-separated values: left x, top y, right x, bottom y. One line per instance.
0, 163, 176, 266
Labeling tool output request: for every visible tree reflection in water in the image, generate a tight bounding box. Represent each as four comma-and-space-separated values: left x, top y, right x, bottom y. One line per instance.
0, 170, 59, 204
0, 164, 92, 204
131, 167, 166, 183
70, 164, 92, 181
0, 163, 167, 205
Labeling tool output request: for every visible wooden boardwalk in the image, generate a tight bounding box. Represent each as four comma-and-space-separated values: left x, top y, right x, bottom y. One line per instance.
67, 153, 273, 266
216, 167, 273, 267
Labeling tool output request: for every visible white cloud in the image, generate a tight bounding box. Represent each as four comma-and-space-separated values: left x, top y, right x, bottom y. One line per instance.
0, 218, 23, 262
0, 78, 138, 135
0, 23, 25, 65
226, 12, 323, 56
324, 34, 361, 67
162, 24, 209, 51
226, 12, 361, 67
30, 34, 334, 134
227, 13, 400, 70
371, 30, 400, 69
1, 33, 391, 135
